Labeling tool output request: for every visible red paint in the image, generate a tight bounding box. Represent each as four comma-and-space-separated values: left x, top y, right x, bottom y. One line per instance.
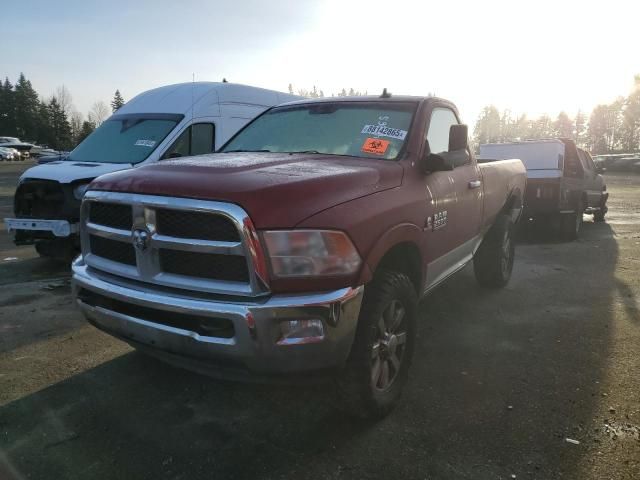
89, 97, 527, 294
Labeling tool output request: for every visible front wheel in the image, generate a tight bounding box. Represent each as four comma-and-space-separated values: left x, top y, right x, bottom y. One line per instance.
474, 214, 515, 288
336, 270, 417, 419
35, 239, 76, 262
593, 198, 607, 222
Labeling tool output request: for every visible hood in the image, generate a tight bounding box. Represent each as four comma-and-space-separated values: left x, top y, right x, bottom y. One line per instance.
20, 161, 132, 184
90, 152, 404, 228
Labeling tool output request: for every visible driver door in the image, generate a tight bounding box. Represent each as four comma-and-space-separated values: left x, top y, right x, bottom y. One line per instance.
423, 107, 482, 290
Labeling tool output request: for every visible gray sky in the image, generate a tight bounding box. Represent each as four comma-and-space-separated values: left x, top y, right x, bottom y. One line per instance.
2, 0, 639, 123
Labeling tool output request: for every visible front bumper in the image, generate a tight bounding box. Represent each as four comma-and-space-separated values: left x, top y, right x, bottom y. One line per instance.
5, 218, 78, 237
72, 258, 364, 378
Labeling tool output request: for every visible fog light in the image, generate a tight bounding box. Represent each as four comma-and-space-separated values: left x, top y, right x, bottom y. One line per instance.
278, 319, 324, 345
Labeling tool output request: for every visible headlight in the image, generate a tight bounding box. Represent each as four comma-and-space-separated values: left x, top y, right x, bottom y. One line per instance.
262, 230, 361, 278
73, 183, 90, 200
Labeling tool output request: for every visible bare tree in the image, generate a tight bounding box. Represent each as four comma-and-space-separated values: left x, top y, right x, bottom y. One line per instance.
88, 101, 109, 127
55, 85, 73, 116
69, 110, 83, 143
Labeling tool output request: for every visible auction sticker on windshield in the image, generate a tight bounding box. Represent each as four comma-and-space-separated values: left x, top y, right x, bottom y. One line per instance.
361, 138, 390, 155
135, 139, 156, 147
361, 125, 407, 140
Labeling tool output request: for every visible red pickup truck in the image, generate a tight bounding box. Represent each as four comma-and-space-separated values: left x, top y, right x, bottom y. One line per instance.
72, 95, 526, 417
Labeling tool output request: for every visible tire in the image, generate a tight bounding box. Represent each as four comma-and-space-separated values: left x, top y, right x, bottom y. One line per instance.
474, 214, 515, 288
593, 199, 607, 222
35, 239, 76, 262
336, 270, 418, 419
560, 199, 583, 241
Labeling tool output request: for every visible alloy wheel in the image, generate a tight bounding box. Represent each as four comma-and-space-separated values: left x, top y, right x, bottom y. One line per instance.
371, 299, 407, 391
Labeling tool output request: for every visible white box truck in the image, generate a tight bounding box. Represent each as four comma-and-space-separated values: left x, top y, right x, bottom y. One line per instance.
5, 82, 300, 258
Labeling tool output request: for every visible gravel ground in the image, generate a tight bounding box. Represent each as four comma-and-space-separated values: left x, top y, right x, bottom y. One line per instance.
0, 162, 638, 479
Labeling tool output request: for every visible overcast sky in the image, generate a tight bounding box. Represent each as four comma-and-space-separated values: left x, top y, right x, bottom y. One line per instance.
2, 0, 639, 124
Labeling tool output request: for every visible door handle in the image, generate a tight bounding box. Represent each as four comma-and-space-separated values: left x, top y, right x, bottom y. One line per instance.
468, 180, 482, 189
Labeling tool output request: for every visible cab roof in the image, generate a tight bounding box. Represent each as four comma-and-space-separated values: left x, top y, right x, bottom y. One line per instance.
116, 82, 301, 117
278, 94, 438, 108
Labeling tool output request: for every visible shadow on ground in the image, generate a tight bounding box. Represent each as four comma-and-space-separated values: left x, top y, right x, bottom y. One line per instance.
0, 220, 625, 479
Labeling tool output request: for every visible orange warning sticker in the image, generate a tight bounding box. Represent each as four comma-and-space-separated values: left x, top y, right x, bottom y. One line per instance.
361, 137, 390, 155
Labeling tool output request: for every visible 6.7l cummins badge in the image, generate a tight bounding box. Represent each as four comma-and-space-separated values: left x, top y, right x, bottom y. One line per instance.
426, 211, 448, 231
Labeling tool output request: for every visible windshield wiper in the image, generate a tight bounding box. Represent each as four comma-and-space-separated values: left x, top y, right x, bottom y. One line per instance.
223, 149, 271, 153
287, 150, 321, 154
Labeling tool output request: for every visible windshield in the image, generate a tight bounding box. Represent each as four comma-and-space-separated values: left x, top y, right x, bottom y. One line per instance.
221, 102, 416, 160
68, 114, 182, 164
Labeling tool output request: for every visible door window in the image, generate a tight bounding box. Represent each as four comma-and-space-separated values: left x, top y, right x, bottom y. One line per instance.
162, 123, 215, 159
583, 151, 597, 172
426, 108, 460, 154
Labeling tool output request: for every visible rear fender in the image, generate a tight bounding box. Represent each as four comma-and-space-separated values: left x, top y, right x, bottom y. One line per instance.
502, 186, 524, 223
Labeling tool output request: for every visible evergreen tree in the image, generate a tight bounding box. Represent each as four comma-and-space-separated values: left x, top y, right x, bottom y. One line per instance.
13, 73, 40, 140
35, 100, 53, 146
0, 78, 16, 136
553, 112, 574, 138
76, 121, 95, 145
111, 89, 125, 112
48, 97, 72, 150
473, 106, 502, 146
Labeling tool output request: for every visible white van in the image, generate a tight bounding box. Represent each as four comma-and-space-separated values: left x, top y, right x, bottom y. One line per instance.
5, 82, 300, 258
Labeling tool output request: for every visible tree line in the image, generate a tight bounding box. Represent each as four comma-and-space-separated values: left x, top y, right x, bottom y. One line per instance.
3, 73, 638, 155
0, 73, 125, 151
288, 84, 367, 98
473, 75, 640, 154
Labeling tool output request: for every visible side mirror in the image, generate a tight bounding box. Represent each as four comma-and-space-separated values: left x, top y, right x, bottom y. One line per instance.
449, 124, 469, 151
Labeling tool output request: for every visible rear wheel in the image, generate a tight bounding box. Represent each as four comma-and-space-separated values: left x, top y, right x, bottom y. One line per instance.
336, 270, 417, 419
560, 199, 583, 241
474, 214, 515, 288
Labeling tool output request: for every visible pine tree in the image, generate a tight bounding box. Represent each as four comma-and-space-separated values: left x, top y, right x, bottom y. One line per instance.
554, 112, 574, 138
13, 73, 40, 140
0, 78, 16, 136
76, 121, 95, 145
111, 90, 125, 112
574, 110, 586, 147
48, 97, 72, 150
473, 106, 502, 145
35, 100, 53, 146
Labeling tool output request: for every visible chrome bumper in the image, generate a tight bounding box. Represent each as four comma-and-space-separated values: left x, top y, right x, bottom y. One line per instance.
5, 218, 78, 237
72, 258, 364, 376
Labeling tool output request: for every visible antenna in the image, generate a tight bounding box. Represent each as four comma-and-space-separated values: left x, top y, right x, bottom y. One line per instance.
380, 88, 391, 98
222, 77, 228, 83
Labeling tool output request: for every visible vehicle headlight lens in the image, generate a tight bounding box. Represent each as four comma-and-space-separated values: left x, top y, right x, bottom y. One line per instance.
73, 183, 90, 200
262, 230, 361, 278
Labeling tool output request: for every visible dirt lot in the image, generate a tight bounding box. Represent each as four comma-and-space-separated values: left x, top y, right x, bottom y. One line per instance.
0, 162, 638, 479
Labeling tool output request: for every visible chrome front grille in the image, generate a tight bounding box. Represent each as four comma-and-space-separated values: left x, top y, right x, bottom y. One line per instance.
80, 191, 268, 297
89, 202, 133, 230
89, 234, 136, 266
155, 208, 240, 241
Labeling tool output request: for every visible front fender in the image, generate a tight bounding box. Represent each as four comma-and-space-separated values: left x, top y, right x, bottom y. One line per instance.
356, 222, 424, 286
